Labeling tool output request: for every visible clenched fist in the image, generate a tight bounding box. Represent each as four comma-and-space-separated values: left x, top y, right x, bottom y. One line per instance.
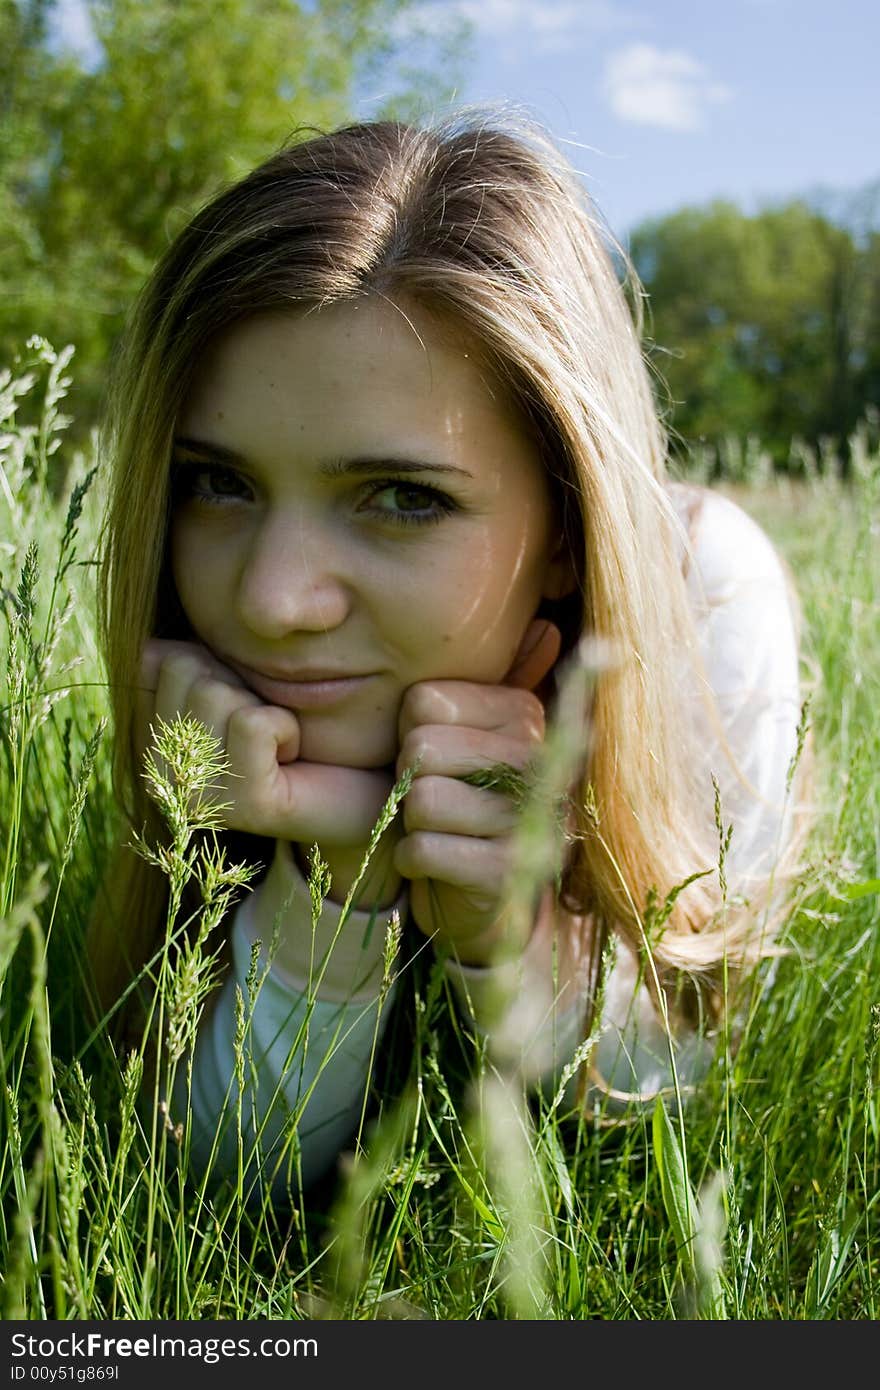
393, 619, 562, 965
138, 639, 394, 849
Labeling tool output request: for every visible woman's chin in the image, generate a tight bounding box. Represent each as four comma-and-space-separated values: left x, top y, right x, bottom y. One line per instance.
296, 722, 397, 771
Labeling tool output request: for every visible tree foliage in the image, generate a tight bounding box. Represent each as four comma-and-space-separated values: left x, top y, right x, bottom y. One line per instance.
4, 2, 877, 477
1, 0, 468, 435
631, 198, 880, 473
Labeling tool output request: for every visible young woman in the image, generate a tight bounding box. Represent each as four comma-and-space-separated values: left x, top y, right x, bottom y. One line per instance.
88, 111, 808, 1198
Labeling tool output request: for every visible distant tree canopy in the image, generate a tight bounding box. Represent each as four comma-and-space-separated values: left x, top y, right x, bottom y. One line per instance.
3, 2, 877, 475
630, 198, 880, 473
1, 0, 467, 434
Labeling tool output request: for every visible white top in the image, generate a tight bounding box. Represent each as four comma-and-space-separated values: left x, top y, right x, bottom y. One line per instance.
176, 487, 803, 1197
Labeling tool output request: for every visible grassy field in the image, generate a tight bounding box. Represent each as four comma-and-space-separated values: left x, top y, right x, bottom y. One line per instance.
1, 345, 878, 1320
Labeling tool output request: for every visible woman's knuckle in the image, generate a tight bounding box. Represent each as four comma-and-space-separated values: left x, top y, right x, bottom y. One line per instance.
164, 650, 203, 684
517, 692, 545, 739
405, 831, 434, 871
400, 683, 429, 724
404, 775, 440, 827
400, 727, 432, 768
227, 702, 262, 740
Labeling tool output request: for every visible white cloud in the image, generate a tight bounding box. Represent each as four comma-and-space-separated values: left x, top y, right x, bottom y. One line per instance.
603, 42, 731, 131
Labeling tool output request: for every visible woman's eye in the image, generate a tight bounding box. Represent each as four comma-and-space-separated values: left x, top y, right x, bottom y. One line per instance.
173, 463, 251, 505
361, 481, 456, 525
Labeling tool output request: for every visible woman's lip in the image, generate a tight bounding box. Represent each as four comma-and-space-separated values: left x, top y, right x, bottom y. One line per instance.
232, 663, 374, 710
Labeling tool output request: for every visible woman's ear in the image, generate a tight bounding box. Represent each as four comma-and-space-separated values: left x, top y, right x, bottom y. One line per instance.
542, 539, 577, 601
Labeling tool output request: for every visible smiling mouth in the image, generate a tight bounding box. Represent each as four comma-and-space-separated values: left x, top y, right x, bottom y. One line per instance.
230, 662, 375, 710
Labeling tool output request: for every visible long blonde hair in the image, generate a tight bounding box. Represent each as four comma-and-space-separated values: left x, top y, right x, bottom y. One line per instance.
88, 109, 805, 1023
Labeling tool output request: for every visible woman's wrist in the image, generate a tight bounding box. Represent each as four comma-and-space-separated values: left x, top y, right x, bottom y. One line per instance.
440, 915, 515, 968
442, 890, 593, 1070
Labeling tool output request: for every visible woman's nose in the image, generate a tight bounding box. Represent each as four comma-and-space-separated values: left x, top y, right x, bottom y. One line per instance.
235, 513, 352, 637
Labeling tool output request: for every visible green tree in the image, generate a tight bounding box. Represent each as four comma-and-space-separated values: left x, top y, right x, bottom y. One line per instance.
1, 2, 74, 367
1, 0, 469, 436
630, 199, 878, 472
857, 229, 880, 421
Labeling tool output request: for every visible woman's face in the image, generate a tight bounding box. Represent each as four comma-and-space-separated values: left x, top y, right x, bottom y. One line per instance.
170, 297, 568, 769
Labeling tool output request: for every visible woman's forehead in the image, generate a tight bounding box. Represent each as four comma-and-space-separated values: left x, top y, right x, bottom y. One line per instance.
178, 300, 534, 455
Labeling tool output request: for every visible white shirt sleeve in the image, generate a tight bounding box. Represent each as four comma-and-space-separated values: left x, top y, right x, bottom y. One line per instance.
175, 843, 407, 1197
682, 489, 803, 890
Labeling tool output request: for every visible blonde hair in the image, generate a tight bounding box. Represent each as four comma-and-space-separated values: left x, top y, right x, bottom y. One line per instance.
88, 109, 807, 1026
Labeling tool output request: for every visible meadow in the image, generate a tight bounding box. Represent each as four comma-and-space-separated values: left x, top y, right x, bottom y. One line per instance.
1, 342, 878, 1321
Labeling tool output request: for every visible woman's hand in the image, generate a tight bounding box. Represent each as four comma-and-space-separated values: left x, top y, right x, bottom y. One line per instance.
137, 639, 394, 848
393, 619, 562, 966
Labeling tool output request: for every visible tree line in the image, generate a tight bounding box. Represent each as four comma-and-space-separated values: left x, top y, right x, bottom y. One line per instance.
629, 195, 880, 476
2, 0, 877, 477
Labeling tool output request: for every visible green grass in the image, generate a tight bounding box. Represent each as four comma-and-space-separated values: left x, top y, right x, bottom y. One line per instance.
1, 344, 878, 1320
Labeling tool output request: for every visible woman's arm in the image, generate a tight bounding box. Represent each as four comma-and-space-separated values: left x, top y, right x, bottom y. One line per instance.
137, 636, 410, 1194
442, 898, 716, 1112
444, 491, 803, 1112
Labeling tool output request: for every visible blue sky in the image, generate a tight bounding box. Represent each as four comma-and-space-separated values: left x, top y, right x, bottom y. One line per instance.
54, 0, 879, 241
381, 0, 880, 238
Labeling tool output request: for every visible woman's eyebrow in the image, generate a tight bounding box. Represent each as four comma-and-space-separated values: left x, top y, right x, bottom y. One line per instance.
172, 436, 472, 479
319, 456, 473, 479
172, 436, 244, 465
